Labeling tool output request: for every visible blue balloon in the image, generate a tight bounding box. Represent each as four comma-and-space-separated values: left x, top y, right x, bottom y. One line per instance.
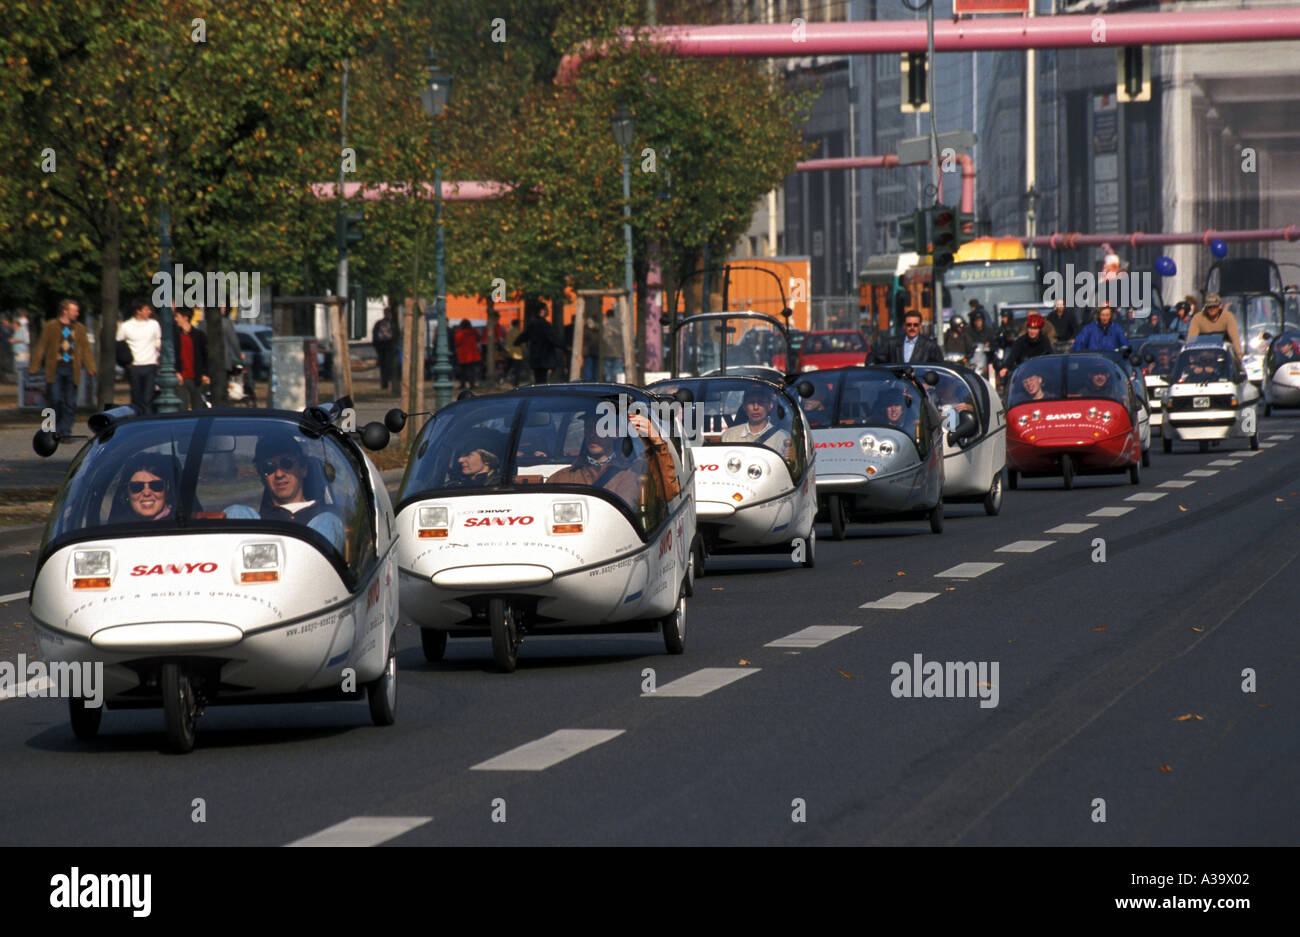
1154, 255, 1176, 277
1210, 239, 1228, 258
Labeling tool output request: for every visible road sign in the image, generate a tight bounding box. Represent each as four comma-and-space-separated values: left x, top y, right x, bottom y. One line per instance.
897, 131, 977, 167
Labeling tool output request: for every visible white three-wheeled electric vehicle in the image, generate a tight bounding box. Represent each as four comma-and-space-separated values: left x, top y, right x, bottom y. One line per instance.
28, 400, 400, 752
1161, 339, 1261, 452
394, 385, 696, 672
911, 363, 1007, 515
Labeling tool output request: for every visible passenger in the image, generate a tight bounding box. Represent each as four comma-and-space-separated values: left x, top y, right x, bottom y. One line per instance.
1019, 372, 1049, 401
721, 386, 792, 456
448, 446, 501, 488
549, 411, 680, 506
930, 374, 974, 431
1183, 350, 1226, 382
1080, 366, 1120, 398
882, 388, 912, 431
110, 453, 177, 522
226, 437, 345, 550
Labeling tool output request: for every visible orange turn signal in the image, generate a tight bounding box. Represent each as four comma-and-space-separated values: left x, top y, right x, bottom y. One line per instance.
552, 523, 583, 534
418, 529, 449, 538
240, 570, 278, 583
72, 577, 111, 590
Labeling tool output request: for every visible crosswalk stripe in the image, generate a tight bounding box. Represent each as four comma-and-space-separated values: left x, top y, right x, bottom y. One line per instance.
471, 729, 626, 771
766, 626, 861, 648
646, 668, 760, 697
860, 591, 940, 610
285, 816, 432, 847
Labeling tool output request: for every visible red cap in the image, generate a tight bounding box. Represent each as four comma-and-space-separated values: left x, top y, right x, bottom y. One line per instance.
1027, 314, 1045, 329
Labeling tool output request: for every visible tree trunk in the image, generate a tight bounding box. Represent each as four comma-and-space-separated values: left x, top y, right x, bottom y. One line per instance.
485, 295, 498, 386
96, 201, 122, 408
634, 254, 649, 384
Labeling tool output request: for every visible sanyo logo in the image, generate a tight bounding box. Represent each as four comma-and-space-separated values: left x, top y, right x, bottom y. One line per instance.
1045, 412, 1082, 421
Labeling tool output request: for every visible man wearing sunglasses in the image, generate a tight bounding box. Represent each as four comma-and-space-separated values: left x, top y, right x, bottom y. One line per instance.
872, 311, 943, 365
225, 437, 345, 550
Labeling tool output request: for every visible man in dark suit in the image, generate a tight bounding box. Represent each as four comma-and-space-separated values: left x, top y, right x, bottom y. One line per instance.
871, 310, 944, 365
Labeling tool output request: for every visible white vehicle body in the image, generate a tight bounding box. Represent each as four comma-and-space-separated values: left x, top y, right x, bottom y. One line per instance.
1163, 342, 1261, 449
1264, 359, 1300, 408
1144, 373, 1168, 433
915, 365, 1007, 510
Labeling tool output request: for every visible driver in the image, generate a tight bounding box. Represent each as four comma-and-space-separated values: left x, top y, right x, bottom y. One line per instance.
448, 445, 501, 488
882, 388, 912, 431
1080, 365, 1120, 397
1183, 350, 1225, 382
721, 386, 793, 457
226, 437, 345, 550
111, 453, 177, 522
1019, 371, 1050, 401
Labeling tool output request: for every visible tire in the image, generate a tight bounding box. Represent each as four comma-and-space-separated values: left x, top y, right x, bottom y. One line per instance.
800, 528, 816, 568
420, 628, 447, 663
684, 538, 699, 596
1198, 440, 1209, 454
367, 636, 397, 726
1061, 453, 1075, 491
160, 662, 197, 754
1141, 446, 1150, 468
1007, 468, 1019, 490
1162, 436, 1172, 454
1250, 432, 1259, 451
1264, 402, 1272, 417
1129, 459, 1140, 485
828, 494, 847, 541
488, 597, 519, 673
983, 472, 1003, 516
69, 696, 102, 741
661, 587, 686, 655
929, 498, 944, 534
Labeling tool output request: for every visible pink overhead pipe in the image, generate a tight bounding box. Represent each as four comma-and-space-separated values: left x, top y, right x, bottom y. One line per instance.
557, 8, 1300, 82
1030, 227, 1300, 249
796, 152, 976, 219
309, 181, 514, 202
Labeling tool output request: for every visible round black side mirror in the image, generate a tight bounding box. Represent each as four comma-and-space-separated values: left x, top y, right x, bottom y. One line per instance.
33, 430, 59, 457
1262, 332, 1273, 342
457, 390, 475, 401
796, 380, 815, 399
781, 307, 793, 319
922, 370, 940, 387
1130, 354, 1142, 368
361, 422, 391, 451
384, 408, 407, 433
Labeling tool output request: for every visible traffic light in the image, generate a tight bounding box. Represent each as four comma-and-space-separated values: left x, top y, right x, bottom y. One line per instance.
929, 204, 958, 273
898, 210, 927, 253
958, 208, 975, 247
1117, 46, 1150, 103
900, 52, 929, 113
337, 209, 364, 254
348, 279, 367, 340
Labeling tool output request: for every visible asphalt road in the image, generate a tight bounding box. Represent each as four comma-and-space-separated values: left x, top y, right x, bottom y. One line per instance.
1, 415, 1297, 846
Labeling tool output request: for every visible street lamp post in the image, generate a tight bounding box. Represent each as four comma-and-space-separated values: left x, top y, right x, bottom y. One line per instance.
611, 106, 635, 380
154, 47, 181, 413
421, 50, 454, 411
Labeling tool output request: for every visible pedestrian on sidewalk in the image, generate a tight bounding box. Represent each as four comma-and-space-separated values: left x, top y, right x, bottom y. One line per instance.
504, 317, 527, 385
372, 305, 400, 392
8, 310, 30, 376
172, 307, 209, 410
117, 298, 161, 414
218, 305, 244, 404
31, 299, 96, 436
520, 305, 564, 384
453, 319, 482, 390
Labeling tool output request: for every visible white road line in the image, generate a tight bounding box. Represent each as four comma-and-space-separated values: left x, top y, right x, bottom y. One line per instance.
1185, 469, 1219, 477
285, 816, 432, 847
860, 591, 940, 610
996, 540, 1055, 553
471, 729, 625, 771
0, 676, 52, 702
0, 591, 27, 605
1125, 492, 1167, 502
1159, 480, 1195, 488
766, 626, 861, 648
1260, 443, 1277, 448
1045, 523, 1096, 534
1236, 450, 1262, 457
935, 562, 1003, 579
1088, 506, 1134, 517
646, 668, 760, 697
1266, 434, 1293, 440
1208, 459, 1240, 467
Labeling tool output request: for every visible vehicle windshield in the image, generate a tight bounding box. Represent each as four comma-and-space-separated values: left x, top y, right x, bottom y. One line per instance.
1223, 294, 1283, 354
649, 377, 806, 480
43, 415, 375, 572
801, 332, 865, 355
835, 370, 923, 444
914, 367, 980, 430
1007, 357, 1129, 406
397, 393, 681, 535
676, 314, 790, 376
1270, 331, 1300, 364
1173, 346, 1234, 384
1139, 341, 1182, 378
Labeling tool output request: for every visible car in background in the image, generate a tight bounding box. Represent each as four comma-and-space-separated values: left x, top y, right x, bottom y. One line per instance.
1162, 339, 1260, 453
1137, 338, 1182, 437
796, 330, 871, 372
235, 322, 333, 382
1262, 329, 1300, 414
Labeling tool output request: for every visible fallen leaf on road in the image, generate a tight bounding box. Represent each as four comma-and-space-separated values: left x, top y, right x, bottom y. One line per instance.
1008, 638, 1016, 643
1174, 713, 1196, 722
852, 559, 862, 565
837, 669, 854, 679
711, 587, 724, 591
738, 659, 750, 666
1093, 626, 1107, 631
1277, 498, 1284, 502
1178, 505, 1187, 511
896, 571, 906, 576
1258, 703, 1272, 709
1191, 627, 1204, 632
1160, 764, 1173, 773
945, 587, 955, 591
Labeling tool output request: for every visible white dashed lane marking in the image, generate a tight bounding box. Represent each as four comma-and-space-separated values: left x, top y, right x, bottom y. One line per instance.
1185, 469, 1219, 477
1208, 459, 1240, 467
1125, 492, 1167, 502
766, 626, 861, 648
996, 541, 1055, 553
860, 592, 940, 610
1159, 480, 1195, 488
1088, 507, 1135, 517
1260, 443, 1277, 448
471, 729, 626, 771
0, 592, 27, 605
1236, 450, 1263, 457
1266, 434, 1293, 440
935, 562, 1003, 579
1045, 523, 1096, 534
645, 668, 760, 697
285, 816, 432, 847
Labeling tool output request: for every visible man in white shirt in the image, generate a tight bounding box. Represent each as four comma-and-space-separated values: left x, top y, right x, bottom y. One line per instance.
117, 298, 161, 414
721, 386, 792, 457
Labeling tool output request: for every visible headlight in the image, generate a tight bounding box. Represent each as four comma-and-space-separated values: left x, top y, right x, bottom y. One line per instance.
1031, 410, 1041, 421
747, 463, 763, 479
877, 440, 895, 457
801, 364, 817, 372
1018, 415, 1029, 427
72, 549, 112, 589
418, 505, 450, 538
1101, 411, 1113, 423
726, 455, 741, 473
1087, 407, 1098, 419
240, 542, 280, 583
551, 501, 584, 534
860, 434, 877, 453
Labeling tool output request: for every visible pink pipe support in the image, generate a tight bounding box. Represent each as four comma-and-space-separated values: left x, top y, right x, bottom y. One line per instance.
796, 152, 976, 219
309, 181, 514, 202
1030, 227, 1300, 249
557, 8, 1300, 82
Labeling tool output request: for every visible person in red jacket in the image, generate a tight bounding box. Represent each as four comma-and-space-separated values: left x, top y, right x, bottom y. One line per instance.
453, 319, 482, 390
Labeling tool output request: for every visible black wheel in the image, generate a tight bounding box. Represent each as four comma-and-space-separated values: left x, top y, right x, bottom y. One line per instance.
983, 472, 1003, 516
1162, 436, 1172, 454
1198, 440, 1209, 453
1007, 468, 1019, 490
1141, 446, 1150, 468
800, 528, 816, 568
1129, 459, 1140, 485
367, 636, 397, 726
929, 498, 944, 534
1264, 402, 1272, 417
1061, 453, 1075, 490
420, 628, 447, 662
1250, 432, 1260, 451
69, 696, 102, 741
691, 536, 706, 582
160, 663, 197, 754
661, 587, 686, 655
684, 538, 699, 597
488, 597, 519, 673
828, 494, 847, 541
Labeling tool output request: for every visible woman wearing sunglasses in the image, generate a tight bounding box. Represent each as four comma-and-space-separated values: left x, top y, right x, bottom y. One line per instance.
113, 454, 176, 521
